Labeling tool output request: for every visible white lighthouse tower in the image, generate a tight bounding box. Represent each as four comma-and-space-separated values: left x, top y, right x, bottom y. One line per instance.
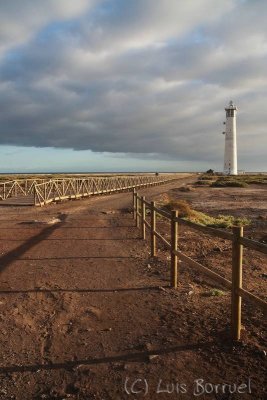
223, 101, 238, 175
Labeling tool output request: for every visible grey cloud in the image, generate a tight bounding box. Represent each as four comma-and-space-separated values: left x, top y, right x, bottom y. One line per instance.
0, 0, 94, 56
0, 0, 266, 169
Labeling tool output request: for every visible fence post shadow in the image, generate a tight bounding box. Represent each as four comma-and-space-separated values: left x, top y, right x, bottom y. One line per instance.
0, 215, 68, 275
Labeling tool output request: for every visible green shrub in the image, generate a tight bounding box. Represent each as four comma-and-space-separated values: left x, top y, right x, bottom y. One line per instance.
249, 179, 266, 184
211, 180, 248, 188
199, 176, 214, 181
187, 212, 250, 228
211, 174, 266, 187
163, 199, 250, 228
196, 180, 210, 185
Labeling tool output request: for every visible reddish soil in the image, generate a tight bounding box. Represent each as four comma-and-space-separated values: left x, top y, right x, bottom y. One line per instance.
0, 176, 266, 400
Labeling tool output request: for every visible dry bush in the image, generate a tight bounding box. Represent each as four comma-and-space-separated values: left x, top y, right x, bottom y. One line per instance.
164, 198, 194, 218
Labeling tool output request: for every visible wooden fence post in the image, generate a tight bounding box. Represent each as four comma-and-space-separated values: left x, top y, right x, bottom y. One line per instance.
171, 210, 178, 288
133, 188, 136, 220
151, 201, 156, 257
136, 196, 140, 228
231, 226, 243, 341
33, 186, 37, 206
141, 196, 146, 240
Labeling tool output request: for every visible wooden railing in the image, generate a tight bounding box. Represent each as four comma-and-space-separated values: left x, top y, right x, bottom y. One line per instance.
33, 175, 179, 206
133, 190, 267, 341
0, 179, 45, 200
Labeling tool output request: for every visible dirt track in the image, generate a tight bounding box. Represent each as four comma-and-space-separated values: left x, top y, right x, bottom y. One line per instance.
0, 176, 266, 399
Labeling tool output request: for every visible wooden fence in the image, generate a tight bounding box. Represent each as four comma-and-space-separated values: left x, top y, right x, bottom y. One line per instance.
0, 175, 181, 206
0, 179, 45, 200
133, 190, 267, 341
33, 175, 179, 206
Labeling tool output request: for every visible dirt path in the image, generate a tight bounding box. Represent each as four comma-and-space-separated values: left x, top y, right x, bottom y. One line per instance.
0, 177, 266, 399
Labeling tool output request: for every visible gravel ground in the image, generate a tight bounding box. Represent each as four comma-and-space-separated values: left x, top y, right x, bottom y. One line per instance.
0, 175, 266, 400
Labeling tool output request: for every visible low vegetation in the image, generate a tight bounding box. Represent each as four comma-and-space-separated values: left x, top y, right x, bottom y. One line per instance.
210, 174, 267, 188
165, 199, 192, 217
186, 210, 250, 228
164, 198, 250, 228
211, 180, 248, 188
192, 173, 267, 189
199, 176, 214, 181
0, 173, 139, 183
196, 180, 211, 185
178, 186, 194, 192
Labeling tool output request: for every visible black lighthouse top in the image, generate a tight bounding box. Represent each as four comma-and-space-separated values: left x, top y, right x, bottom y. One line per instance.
225, 101, 237, 117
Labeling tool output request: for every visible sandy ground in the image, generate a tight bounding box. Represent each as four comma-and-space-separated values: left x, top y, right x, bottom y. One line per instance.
0, 176, 266, 400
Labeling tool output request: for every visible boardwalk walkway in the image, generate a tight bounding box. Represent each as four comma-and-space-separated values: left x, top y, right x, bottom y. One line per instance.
0, 195, 35, 206
0, 174, 178, 206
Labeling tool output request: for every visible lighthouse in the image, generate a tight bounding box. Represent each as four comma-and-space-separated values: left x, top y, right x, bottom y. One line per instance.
223, 101, 237, 175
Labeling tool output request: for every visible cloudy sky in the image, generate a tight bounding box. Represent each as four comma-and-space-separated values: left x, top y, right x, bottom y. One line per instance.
0, 0, 266, 172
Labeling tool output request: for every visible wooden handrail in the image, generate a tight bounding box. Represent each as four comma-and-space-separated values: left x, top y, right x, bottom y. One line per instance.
175, 250, 232, 290
154, 230, 171, 249
32, 175, 179, 206
1, 174, 181, 205
134, 192, 267, 342
139, 195, 267, 252
177, 217, 234, 241
239, 237, 267, 255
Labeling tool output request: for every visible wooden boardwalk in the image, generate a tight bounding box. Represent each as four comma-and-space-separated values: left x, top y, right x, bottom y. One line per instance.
0, 195, 35, 206
0, 175, 179, 207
